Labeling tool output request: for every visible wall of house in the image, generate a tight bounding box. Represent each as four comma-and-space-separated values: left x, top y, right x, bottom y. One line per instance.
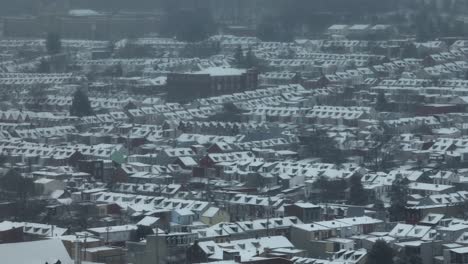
200, 210, 230, 226
0, 227, 24, 243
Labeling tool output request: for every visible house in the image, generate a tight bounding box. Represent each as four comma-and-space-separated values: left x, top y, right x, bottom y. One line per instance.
284, 202, 321, 223
259, 71, 301, 86
189, 235, 295, 262
200, 207, 230, 226
82, 246, 125, 264
304, 106, 373, 126
388, 223, 432, 239
87, 224, 137, 243
336, 216, 383, 235
0, 221, 23, 243
347, 24, 371, 37
193, 216, 302, 243
330, 248, 367, 263
327, 25, 349, 36
60, 234, 102, 259
167, 67, 258, 102
290, 216, 382, 258
171, 208, 195, 226
408, 182, 455, 196
438, 224, 468, 242
127, 232, 198, 264
156, 147, 196, 165
394, 240, 441, 264
0, 239, 73, 264
444, 246, 468, 264
173, 156, 198, 170
226, 194, 284, 220
314, 220, 356, 238
0, 221, 68, 239
290, 223, 334, 257
34, 178, 66, 195
420, 213, 445, 226
137, 216, 160, 229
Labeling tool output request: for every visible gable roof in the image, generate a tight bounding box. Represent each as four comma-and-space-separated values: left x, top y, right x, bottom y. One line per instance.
0, 239, 73, 264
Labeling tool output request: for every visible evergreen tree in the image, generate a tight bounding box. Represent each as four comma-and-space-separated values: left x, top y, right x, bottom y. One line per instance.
233, 45, 244, 68
401, 43, 418, 59
0, 169, 34, 200
286, 47, 296, 59
301, 129, 346, 164
135, 225, 154, 241
70, 89, 93, 117
245, 46, 257, 68
208, 102, 246, 122
313, 175, 329, 202
367, 240, 394, 264
348, 174, 368, 205
187, 241, 206, 263
375, 91, 388, 112
37, 59, 51, 73
411, 124, 433, 135
408, 255, 423, 264
389, 176, 409, 221
374, 198, 385, 210
373, 198, 386, 220
313, 176, 347, 202
29, 85, 46, 110
0, 169, 35, 220
46, 32, 62, 55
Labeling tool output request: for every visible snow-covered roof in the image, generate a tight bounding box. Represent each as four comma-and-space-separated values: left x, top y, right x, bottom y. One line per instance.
202, 207, 220, 218
69, 9, 101, 16
0, 239, 73, 264
137, 216, 160, 227
194, 67, 246, 76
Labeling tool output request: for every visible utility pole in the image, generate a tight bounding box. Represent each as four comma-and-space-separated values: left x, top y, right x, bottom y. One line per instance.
155, 227, 159, 264
83, 233, 88, 260
74, 237, 81, 264
106, 224, 110, 244
266, 191, 271, 237
74, 233, 98, 263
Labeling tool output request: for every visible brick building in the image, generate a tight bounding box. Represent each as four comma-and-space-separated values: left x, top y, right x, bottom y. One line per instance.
167, 67, 258, 102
